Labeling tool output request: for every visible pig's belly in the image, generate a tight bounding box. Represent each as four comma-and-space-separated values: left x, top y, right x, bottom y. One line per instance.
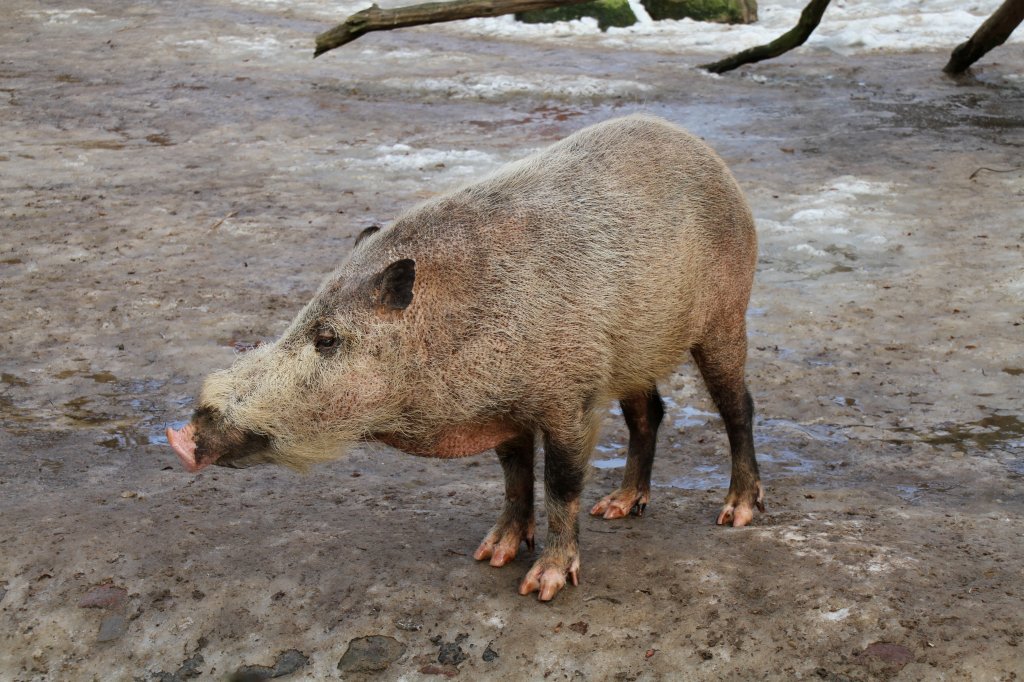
374, 419, 521, 458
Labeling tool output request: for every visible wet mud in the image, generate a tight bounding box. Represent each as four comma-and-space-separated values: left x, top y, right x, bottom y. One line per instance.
1, 0, 1023, 680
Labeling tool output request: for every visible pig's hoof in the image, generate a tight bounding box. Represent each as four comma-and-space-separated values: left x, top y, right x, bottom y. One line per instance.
590, 488, 649, 520
716, 481, 765, 527
518, 553, 580, 602
473, 521, 535, 568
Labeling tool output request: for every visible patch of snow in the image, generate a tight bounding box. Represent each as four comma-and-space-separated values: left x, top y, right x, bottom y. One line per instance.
378, 73, 651, 99
345, 144, 498, 176
822, 607, 850, 621
448, 0, 1021, 56
25, 8, 96, 24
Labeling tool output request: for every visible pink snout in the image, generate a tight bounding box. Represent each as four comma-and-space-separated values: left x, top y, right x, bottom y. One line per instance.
166, 423, 209, 473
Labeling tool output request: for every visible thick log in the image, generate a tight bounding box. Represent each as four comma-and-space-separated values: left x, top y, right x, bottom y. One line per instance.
944, 0, 1024, 74
642, 0, 756, 24
699, 0, 831, 74
315, 0, 594, 57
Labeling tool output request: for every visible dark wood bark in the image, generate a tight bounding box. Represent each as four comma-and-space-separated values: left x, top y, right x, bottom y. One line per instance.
699, 0, 831, 74
944, 0, 1024, 74
315, 0, 594, 57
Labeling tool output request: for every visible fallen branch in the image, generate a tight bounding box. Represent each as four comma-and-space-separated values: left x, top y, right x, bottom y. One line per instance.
969, 166, 1024, 180
699, 0, 831, 74
943, 0, 1024, 75
315, 0, 594, 57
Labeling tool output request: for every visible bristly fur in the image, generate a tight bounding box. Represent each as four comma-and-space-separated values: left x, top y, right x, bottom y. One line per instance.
195, 114, 757, 470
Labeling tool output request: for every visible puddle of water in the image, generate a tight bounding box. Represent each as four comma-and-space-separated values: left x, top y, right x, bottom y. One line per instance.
591, 457, 627, 470
895, 484, 921, 503
662, 394, 719, 429
759, 448, 815, 475
71, 140, 125, 150
100, 419, 187, 450
654, 465, 728, 490
1, 372, 29, 387
39, 458, 64, 473
758, 418, 847, 445
673, 405, 719, 429
52, 368, 126, 384
64, 396, 119, 426
923, 414, 1024, 452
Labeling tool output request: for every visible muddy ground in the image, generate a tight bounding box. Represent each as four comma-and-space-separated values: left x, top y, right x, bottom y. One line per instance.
1, 1, 1023, 680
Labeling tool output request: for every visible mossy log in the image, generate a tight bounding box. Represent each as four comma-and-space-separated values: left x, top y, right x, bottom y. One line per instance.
641, 0, 756, 24
699, 0, 831, 74
516, 0, 637, 31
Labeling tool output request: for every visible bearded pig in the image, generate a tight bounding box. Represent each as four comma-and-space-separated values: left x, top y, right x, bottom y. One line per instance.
167, 114, 764, 601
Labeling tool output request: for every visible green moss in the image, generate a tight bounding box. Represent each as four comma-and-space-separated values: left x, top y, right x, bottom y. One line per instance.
640, 0, 757, 24
516, 0, 637, 31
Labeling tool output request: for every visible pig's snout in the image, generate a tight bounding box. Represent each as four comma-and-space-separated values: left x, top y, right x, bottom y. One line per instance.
168, 406, 273, 472
167, 423, 209, 473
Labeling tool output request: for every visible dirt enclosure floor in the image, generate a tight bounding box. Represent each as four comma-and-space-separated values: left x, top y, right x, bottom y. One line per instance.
1, 1, 1023, 680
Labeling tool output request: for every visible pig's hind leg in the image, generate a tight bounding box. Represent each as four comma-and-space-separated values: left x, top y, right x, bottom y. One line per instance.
692, 321, 765, 527
474, 431, 536, 567
590, 387, 664, 519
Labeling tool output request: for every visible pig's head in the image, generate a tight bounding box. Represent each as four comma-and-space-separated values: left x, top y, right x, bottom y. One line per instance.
167, 254, 417, 473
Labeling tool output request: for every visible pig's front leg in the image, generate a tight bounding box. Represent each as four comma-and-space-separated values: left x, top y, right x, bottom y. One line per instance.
474, 431, 535, 567
518, 424, 590, 601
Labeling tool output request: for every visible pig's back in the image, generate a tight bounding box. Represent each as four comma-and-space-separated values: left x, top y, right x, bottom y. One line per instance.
462, 114, 757, 396
375, 114, 755, 409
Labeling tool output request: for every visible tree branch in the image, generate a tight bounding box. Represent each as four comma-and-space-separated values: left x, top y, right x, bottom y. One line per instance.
315, 0, 595, 57
699, 0, 831, 74
943, 0, 1024, 75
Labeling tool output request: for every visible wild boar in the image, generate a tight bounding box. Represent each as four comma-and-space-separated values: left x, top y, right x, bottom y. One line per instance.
167, 114, 764, 601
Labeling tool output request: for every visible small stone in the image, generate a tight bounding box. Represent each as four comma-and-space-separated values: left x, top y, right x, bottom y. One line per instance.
482, 644, 499, 662
97, 614, 127, 642
569, 621, 589, 635
79, 584, 128, 609
437, 641, 467, 666
272, 650, 309, 677
229, 649, 308, 681
855, 642, 914, 670
338, 635, 406, 674
229, 669, 272, 682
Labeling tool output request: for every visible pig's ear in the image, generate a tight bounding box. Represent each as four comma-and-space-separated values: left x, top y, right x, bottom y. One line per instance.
354, 224, 380, 247
374, 258, 416, 311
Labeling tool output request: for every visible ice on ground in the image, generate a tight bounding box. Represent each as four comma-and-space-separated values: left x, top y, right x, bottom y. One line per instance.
344, 144, 499, 177
756, 175, 902, 271
378, 73, 652, 99
24, 8, 96, 24
172, 35, 303, 58
822, 607, 851, 621
358, 47, 474, 63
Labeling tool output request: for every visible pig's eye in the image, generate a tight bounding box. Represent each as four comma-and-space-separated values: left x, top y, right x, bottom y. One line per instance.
314, 331, 339, 353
